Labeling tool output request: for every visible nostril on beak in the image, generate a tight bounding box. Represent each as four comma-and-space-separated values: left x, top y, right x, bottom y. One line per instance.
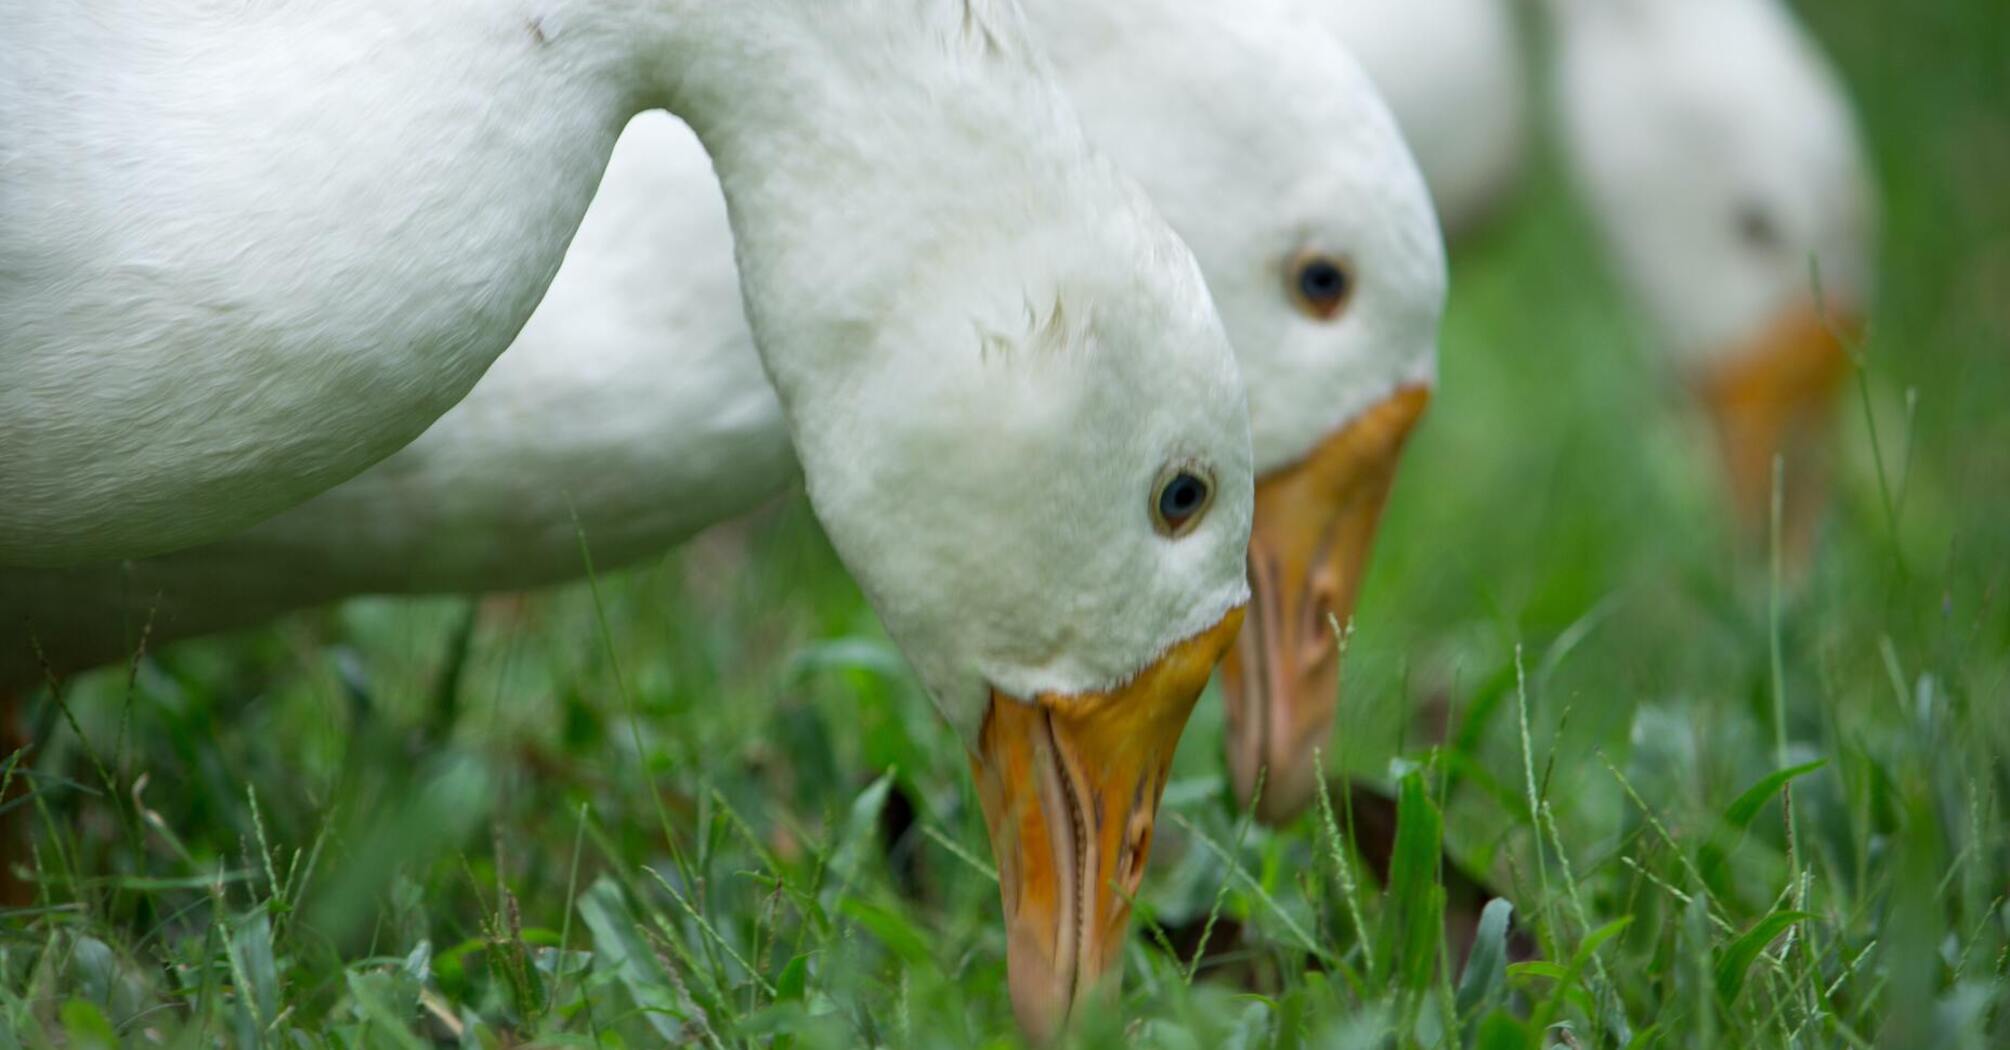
1300, 573, 1342, 673
1116, 783, 1153, 892
1123, 809, 1154, 886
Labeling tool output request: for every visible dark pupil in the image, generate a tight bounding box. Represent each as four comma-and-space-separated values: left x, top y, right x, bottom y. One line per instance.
1736, 204, 1781, 250
1161, 473, 1206, 520
1300, 260, 1346, 301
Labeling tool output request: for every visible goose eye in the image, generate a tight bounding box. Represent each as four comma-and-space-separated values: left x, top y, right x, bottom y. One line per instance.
1288, 251, 1353, 320
1151, 463, 1214, 537
1736, 202, 1782, 251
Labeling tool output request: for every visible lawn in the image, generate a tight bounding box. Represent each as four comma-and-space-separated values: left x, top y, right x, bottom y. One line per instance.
4, 1, 2007, 1046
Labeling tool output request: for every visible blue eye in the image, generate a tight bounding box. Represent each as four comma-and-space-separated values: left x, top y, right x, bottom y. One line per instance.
1290, 253, 1353, 320
1152, 465, 1214, 536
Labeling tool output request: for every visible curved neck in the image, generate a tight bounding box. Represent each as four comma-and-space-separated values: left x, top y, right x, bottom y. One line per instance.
637, 0, 1111, 407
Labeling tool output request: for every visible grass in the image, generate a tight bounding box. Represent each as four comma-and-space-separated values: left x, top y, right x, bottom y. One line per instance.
5, 1, 2008, 1046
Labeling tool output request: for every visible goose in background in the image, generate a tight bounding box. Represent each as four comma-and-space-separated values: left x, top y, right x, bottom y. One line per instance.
1313, 0, 1875, 550
1546, 0, 1876, 552
1319, 0, 1531, 238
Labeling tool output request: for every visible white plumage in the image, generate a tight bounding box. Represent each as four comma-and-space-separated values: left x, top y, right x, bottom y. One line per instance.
6, 0, 1446, 699
1320, 0, 1530, 237
4, 0, 1261, 712
6, 3, 1266, 1029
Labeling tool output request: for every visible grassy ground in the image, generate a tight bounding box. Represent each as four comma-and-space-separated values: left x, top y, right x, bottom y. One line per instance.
5, 1, 2008, 1046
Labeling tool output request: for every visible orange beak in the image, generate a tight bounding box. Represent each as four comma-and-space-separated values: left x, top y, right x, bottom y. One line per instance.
1692, 303, 1860, 555
1220, 387, 1431, 824
970, 606, 1245, 1042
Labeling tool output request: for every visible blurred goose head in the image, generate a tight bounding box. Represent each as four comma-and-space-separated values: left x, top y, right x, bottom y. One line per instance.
1548, 0, 1875, 548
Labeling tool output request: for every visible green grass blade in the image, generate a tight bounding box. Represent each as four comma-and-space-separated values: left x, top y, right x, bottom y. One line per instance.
1725, 761, 1828, 830
1456, 898, 1515, 1021
1715, 910, 1814, 1005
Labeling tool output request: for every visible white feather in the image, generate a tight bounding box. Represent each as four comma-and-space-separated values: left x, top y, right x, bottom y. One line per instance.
1318, 0, 1530, 236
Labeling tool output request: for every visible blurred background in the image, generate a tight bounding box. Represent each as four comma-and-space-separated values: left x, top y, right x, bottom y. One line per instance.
5, 0, 2006, 1045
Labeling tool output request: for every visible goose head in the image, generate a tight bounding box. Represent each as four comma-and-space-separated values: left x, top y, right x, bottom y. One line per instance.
1038, 0, 1446, 824
711, 50, 1255, 1026
1549, 0, 1875, 546
782, 218, 1253, 1036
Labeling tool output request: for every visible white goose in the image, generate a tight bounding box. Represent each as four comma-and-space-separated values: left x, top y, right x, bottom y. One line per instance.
1318, 0, 1530, 238
3, 0, 1260, 1033
1546, 0, 1875, 548
1310, 0, 1873, 545
0, 0, 1241, 570
4, 0, 1444, 1027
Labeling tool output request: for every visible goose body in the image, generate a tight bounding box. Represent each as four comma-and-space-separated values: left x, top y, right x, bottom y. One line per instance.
2, 2, 650, 564
5, 114, 781, 629
5, 1, 1266, 1030
6, 0, 1446, 1014
1319, 0, 1529, 237
0, 0, 1241, 577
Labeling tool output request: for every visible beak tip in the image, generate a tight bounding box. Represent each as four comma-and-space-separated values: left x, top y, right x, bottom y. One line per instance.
1229, 748, 1324, 826
1005, 948, 1067, 1045
1263, 771, 1321, 825
980, 609, 1245, 1040
1004, 940, 1119, 1044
